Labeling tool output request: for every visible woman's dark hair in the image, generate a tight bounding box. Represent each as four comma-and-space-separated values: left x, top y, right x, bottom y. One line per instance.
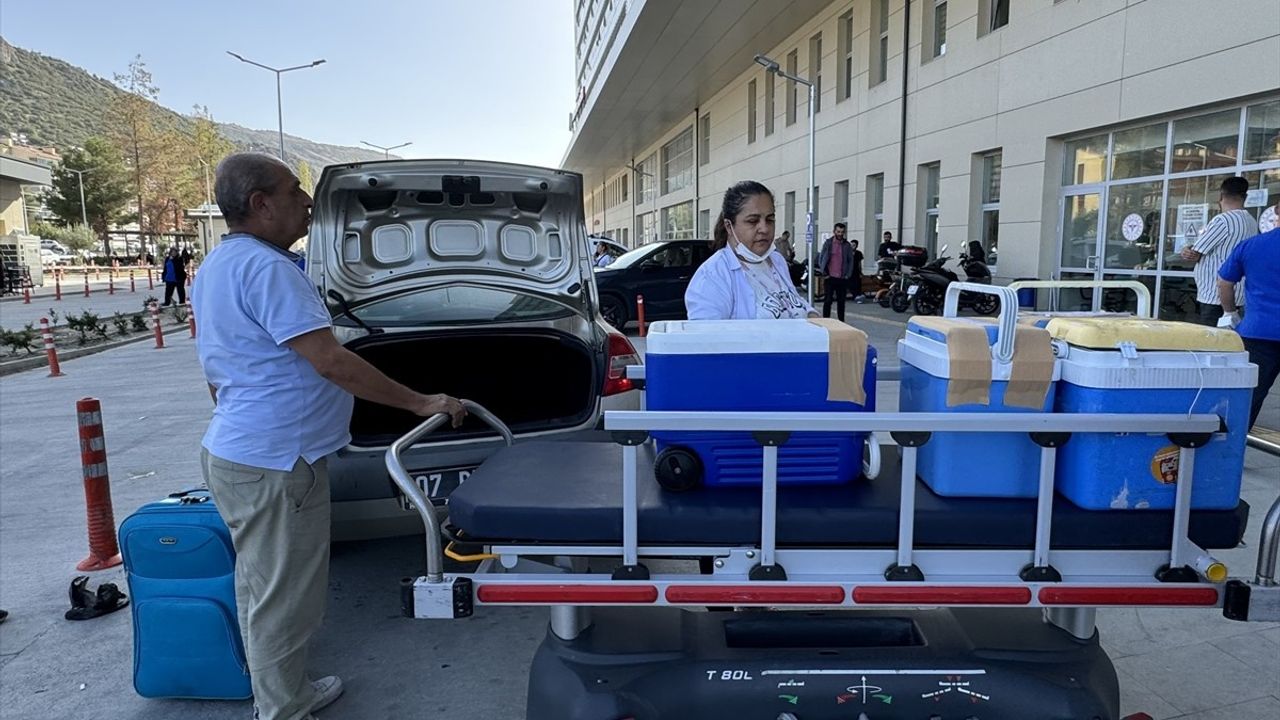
967, 240, 986, 263
711, 180, 774, 251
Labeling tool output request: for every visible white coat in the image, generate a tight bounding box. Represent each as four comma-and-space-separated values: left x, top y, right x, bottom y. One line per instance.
685, 246, 815, 320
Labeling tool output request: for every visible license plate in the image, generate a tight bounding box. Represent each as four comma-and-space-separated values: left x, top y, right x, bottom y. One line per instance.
907, 285, 919, 297
397, 467, 475, 510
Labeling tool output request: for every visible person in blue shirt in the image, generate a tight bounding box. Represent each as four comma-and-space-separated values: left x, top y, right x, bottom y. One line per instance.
1218, 224, 1280, 430
193, 153, 466, 720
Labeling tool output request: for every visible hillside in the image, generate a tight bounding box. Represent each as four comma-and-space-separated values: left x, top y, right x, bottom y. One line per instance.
0, 38, 386, 168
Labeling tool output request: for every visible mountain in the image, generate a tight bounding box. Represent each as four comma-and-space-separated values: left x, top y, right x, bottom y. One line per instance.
0, 38, 386, 168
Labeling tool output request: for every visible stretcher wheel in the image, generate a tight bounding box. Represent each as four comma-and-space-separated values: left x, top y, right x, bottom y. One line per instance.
654, 447, 703, 492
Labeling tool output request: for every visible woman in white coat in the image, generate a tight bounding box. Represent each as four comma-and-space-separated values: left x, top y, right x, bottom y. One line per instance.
685, 181, 817, 320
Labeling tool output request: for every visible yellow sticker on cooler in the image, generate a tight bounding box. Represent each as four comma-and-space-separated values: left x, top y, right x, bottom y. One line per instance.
1151, 445, 1180, 485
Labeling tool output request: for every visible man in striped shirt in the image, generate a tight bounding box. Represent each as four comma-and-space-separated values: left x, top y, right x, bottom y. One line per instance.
1181, 177, 1256, 325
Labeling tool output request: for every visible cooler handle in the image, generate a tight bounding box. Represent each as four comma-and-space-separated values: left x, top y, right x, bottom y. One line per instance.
1007, 279, 1153, 318
943, 282, 1019, 363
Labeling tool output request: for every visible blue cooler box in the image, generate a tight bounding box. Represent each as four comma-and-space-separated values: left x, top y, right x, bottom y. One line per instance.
899, 317, 1060, 498
1047, 318, 1256, 511
646, 319, 877, 487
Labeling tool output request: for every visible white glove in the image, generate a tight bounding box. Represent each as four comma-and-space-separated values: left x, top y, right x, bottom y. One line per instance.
1216, 312, 1240, 329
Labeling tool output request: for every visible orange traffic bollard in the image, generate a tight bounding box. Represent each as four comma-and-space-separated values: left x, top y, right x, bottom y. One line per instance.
129, 269, 136, 293
108, 269, 115, 295
23, 285, 30, 304
636, 294, 647, 338
148, 267, 155, 290
55, 270, 62, 301
150, 302, 164, 349
187, 302, 196, 338
83, 271, 90, 297
75, 398, 122, 571
41, 317, 63, 377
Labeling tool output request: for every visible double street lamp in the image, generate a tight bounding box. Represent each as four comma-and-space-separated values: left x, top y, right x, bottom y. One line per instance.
63, 166, 93, 230
754, 53, 817, 305
226, 52, 326, 160
360, 140, 413, 159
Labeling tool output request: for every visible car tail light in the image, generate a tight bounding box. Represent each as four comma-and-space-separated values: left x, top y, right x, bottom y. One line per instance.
604, 333, 640, 396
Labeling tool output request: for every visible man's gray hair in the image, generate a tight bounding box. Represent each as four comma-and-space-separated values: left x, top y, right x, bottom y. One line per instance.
215, 153, 291, 224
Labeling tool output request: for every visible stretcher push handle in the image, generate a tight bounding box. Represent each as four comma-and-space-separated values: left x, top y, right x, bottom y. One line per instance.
385, 401, 513, 583
1007, 279, 1153, 318
943, 282, 1019, 363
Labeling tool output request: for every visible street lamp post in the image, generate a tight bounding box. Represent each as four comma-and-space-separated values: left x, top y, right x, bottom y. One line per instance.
360, 140, 413, 159
226, 52, 326, 160
754, 53, 817, 305
196, 159, 214, 255
64, 167, 92, 230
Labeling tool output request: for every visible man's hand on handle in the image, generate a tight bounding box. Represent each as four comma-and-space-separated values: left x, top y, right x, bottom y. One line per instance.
416, 394, 467, 427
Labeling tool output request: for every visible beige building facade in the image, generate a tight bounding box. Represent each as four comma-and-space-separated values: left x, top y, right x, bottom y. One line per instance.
564, 0, 1280, 320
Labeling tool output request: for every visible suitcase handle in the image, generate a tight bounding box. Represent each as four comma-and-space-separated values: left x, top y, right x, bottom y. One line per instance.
166, 488, 210, 503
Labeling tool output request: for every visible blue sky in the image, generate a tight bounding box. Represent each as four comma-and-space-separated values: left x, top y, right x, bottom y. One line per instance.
1, 0, 576, 167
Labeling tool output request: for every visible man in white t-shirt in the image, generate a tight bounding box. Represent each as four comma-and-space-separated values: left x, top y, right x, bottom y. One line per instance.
1181, 176, 1257, 325
194, 153, 465, 720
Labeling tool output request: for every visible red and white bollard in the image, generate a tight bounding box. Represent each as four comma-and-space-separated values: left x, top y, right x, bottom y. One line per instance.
40, 317, 63, 377
148, 267, 155, 291
75, 397, 122, 571
54, 270, 63, 301
83, 271, 90, 298
150, 302, 164, 349
636, 294, 647, 338
23, 285, 30, 304
108, 269, 115, 295
187, 301, 196, 339
129, 269, 136, 293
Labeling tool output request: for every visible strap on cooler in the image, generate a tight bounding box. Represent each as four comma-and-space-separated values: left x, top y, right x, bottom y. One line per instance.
807, 318, 868, 405
908, 316, 993, 407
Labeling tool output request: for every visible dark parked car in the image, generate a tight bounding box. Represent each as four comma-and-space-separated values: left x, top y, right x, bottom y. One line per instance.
593, 239, 712, 329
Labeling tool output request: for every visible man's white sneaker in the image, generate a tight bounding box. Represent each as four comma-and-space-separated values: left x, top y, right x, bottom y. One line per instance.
310, 675, 344, 714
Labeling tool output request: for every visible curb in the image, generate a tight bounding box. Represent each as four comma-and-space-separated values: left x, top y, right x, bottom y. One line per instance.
0, 324, 192, 377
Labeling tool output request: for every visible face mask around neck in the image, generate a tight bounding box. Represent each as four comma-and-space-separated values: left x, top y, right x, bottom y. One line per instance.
730, 227, 772, 264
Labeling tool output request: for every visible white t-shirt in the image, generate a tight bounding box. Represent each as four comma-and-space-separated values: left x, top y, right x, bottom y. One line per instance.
741, 256, 811, 319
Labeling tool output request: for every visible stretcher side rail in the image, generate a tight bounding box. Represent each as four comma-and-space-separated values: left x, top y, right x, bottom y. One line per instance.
390, 407, 1280, 624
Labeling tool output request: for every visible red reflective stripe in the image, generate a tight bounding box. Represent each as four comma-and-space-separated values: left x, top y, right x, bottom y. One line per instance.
476, 584, 658, 604
853, 586, 1032, 605
665, 585, 845, 604
1039, 587, 1219, 606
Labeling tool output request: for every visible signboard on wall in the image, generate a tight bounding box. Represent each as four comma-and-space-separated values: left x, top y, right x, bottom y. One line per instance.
1175, 203, 1209, 252
1245, 188, 1269, 208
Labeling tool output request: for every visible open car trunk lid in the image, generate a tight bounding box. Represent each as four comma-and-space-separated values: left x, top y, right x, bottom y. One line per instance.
309, 160, 593, 315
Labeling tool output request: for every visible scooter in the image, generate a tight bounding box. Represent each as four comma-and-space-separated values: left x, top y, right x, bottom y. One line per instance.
910, 244, 999, 316
880, 247, 929, 313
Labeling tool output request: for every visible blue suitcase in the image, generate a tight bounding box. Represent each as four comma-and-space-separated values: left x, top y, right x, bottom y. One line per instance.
118, 490, 251, 700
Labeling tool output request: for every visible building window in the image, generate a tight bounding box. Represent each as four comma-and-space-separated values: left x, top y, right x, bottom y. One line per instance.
928, 1, 947, 59
1057, 97, 1280, 322
635, 153, 656, 205
698, 208, 711, 238
837, 10, 853, 103
784, 191, 796, 240
980, 0, 1009, 36
621, 173, 628, 202
747, 79, 758, 144
809, 33, 822, 114
635, 210, 656, 245
980, 152, 1001, 265
661, 201, 694, 240
662, 127, 694, 195
872, 0, 890, 85
834, 180, 849, 226
921, 163, 940, 256
867, 174, 885, 256
765, 71, 776, 136
785, 49, 799, 126
699, 114, 711, 166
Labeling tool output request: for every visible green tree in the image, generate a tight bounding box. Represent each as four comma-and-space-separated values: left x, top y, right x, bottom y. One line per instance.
296, 160, 314, 194
111, 56, 166, 254
29, 221, 97, 252
43, 138, 131, 255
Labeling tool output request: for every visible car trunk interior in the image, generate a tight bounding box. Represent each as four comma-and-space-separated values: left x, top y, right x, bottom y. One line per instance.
346, 331, 597, 446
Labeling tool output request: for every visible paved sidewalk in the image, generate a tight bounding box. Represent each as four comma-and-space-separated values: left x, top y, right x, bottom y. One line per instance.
0, 322, 1277, 719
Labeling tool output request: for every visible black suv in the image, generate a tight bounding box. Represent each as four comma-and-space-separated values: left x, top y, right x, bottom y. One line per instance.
593, 239, 712, 330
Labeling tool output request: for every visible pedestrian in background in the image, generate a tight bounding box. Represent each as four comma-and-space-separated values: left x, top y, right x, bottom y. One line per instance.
774, 230, 795, 263
161, 247, 186, 306
818, 222, 856, 321
1183, 177, 1256, 325
1218, 224, 1280, 430
194, 152, 466, 720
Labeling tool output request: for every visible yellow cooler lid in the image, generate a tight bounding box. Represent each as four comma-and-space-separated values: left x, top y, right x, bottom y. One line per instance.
1044, 317, 1244, 352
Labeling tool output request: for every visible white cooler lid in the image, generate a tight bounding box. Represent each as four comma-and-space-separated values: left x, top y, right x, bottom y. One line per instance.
648, 319, 834, 355
1057, 345, 1257, 389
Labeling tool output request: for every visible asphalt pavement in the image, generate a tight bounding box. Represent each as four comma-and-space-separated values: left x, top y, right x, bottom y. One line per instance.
0, 306, 1277, 720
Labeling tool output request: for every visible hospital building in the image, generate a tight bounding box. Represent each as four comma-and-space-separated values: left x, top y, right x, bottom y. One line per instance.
564, 0, 1280, 321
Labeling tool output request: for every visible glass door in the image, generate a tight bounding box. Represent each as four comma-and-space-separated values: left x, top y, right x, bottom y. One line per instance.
1058, 190, 1104, 310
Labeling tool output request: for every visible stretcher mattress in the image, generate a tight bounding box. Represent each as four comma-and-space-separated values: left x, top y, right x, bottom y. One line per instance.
447, 442, 1249, 550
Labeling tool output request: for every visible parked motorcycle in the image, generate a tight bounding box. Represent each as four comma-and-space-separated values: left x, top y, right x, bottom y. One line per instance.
910, 244, 999, 316
880, 246, 929, 313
